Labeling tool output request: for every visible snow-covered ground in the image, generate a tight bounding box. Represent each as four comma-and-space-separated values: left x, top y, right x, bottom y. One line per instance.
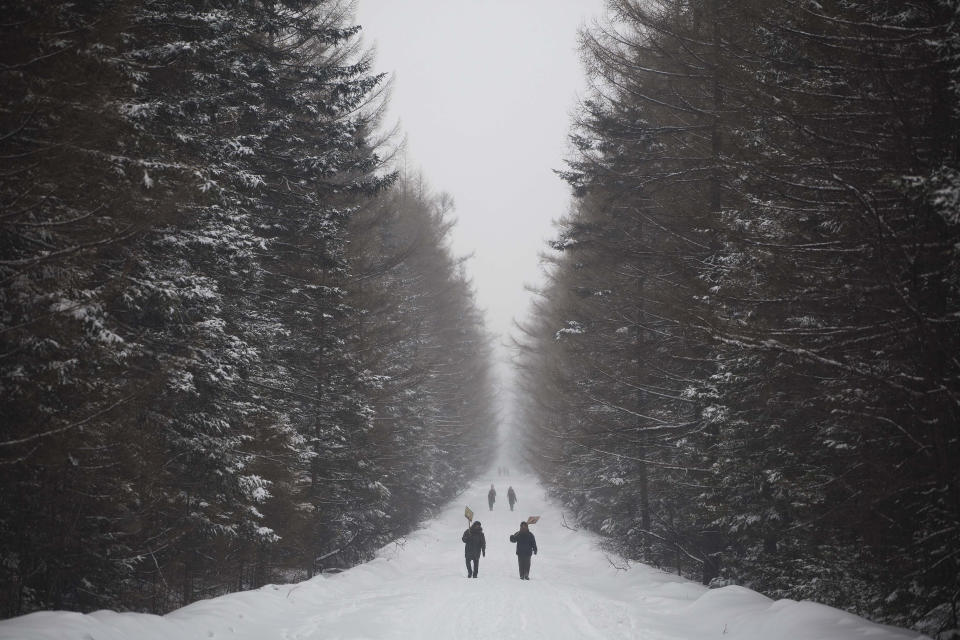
0, 474, 929, 639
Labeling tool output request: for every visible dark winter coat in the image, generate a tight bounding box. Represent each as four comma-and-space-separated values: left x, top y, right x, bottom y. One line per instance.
462, 525, 486, 559
509, 529, 537, 556
507, 488, 516, 504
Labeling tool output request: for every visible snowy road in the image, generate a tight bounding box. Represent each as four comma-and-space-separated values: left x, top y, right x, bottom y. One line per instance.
0, 474, 928, 640
267, 475, 680, 640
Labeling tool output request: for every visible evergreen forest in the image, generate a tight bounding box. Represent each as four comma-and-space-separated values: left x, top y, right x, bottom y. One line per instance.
2, 0, 959, 637
0, 0, 497, 616
516, 0, 960, 634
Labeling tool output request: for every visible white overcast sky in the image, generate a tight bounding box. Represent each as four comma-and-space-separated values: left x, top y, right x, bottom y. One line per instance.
354, 0, 604, 355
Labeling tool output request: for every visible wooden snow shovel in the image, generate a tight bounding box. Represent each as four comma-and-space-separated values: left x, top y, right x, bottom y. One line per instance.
526, 515, 540, 525
465, 506, 474, 523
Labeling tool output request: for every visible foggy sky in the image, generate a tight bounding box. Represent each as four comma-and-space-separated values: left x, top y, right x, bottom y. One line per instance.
354, 0, 603, 354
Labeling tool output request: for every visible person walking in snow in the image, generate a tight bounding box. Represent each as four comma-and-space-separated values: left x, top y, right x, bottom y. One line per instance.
507, 486, 517, 511
488, 484, 496, 511
462, 520, 486, 578
509, 521, 537, 580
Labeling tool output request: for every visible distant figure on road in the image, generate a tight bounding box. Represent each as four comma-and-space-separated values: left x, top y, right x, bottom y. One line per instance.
507, 486, 517, 511
462, 520, 486, 578
488, 484, 496, 511
510, 521, 538, 580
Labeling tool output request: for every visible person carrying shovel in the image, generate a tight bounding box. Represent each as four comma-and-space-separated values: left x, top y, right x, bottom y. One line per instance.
509, 519, 538, 580
462, 518, 486, 578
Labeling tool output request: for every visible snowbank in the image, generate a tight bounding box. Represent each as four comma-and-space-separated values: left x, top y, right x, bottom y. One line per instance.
0, 475, 930, 640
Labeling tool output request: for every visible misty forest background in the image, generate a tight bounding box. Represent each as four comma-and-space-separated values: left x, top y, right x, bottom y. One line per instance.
1, 0, 958, 638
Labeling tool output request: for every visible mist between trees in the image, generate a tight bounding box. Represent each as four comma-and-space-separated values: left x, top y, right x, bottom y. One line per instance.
3, 0, 960, 636
514, 0, 959, 636
0, 1, 498, 617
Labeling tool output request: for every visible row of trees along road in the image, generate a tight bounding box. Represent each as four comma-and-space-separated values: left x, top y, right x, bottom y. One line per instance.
0, 1, 497, 617
516, 0, 960, 636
